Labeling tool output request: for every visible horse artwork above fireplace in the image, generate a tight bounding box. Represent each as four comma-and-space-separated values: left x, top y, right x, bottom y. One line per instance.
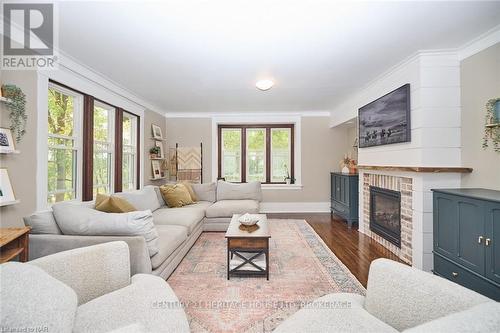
370, 186, 401, 247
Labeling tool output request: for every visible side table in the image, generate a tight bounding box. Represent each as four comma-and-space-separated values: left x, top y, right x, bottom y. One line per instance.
0, 227, 31, 263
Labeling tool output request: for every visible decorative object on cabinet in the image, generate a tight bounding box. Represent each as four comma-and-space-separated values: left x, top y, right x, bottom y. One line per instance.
0, 127, 17, 154
1, 84, 27, 143
330, 172, 359, 228
359, 84, 411, 148
339, 154, 357, 174
482, 98, 500, 152
151, 124, 163, 140
432, 188, 500, 301
0, 168, 18, 206
175, 143, 203, 184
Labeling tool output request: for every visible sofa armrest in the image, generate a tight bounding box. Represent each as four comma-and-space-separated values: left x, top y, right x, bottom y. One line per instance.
29, 233, 152, 276
29, 241, 131, 305
364, 258, 490, 331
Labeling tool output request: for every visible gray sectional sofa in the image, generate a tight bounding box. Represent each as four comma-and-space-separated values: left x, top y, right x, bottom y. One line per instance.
24, 181, 262, 279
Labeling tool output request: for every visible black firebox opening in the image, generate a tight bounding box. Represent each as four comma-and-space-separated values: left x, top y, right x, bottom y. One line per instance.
370, 186, 401, 247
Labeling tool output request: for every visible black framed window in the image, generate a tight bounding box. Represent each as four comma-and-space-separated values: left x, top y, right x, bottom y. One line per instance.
217, 124, 294, 184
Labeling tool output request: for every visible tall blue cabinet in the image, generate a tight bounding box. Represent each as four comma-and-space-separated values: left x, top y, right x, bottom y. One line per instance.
330, 172, 359, 228
432, 188, 500, 301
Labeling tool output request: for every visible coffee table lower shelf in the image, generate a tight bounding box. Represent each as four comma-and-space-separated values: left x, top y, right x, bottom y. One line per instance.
227, 247, 269, 280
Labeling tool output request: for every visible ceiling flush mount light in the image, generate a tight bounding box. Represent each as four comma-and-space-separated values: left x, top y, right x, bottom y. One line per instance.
256, 79, 274, 91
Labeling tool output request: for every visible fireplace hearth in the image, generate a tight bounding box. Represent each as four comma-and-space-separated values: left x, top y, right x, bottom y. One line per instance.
370, 186, 401, 247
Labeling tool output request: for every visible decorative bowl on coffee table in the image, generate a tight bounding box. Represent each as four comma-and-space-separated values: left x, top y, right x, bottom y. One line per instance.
238, 213, 260, 226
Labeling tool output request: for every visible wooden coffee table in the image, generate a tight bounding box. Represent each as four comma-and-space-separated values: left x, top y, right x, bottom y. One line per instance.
225, 214, 270, 280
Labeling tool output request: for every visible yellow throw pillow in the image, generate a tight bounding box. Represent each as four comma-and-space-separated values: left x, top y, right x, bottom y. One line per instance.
95, 194, 136, 213
160, 184, 194, 208
180, 181, 198, 202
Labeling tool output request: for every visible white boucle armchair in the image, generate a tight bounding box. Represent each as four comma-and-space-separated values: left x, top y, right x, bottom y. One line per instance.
274, 258, 500, 333
0, 242, 189, 333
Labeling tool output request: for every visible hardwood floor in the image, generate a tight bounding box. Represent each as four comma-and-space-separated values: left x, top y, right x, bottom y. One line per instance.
267, 213, 403, 287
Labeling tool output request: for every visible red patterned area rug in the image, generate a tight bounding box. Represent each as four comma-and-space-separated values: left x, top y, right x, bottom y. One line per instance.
167, 219, 365, 333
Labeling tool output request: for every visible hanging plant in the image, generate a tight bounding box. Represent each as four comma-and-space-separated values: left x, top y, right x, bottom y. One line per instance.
482, 98, 500, 153
2, 84, 27, 143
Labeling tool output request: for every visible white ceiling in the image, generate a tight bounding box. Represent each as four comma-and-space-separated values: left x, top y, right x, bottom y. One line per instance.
58, 1, 500, 113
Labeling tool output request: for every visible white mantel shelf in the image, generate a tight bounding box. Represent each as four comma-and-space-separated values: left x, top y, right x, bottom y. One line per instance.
357, 165, 473, 173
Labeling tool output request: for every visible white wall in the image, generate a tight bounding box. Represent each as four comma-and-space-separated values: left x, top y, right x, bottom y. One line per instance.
330, 52, 462, 167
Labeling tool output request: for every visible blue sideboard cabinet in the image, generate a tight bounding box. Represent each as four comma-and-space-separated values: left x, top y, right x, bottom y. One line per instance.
330, 172, 359, 228
432, 188, 500, 301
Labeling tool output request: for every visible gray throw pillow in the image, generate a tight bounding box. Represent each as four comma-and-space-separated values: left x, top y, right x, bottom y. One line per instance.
52, 202, 159, 257
216, 180, 262, 201
23, 211, 62, 234
191, 182, 216, 202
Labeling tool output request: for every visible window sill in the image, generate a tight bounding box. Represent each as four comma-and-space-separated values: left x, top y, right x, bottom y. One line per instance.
262, 184, 303, 190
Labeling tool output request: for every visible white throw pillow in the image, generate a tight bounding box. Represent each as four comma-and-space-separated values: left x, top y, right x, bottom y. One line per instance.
113, 186, 161, 212
52, 203, 159, 256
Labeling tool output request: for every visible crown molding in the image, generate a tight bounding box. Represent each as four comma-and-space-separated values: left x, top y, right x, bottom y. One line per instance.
458, 23, 500, 60
165, 111, 330, 118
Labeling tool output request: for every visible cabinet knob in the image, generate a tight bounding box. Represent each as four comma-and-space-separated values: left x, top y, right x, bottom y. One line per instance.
478, 236, 484, 244
452, 272, 459, 278
486, 238, 491, 246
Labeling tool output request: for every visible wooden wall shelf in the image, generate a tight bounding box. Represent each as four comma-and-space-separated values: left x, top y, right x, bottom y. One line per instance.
357, 165, 473, 173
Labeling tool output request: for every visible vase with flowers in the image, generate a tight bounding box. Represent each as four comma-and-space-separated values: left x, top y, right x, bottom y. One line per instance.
340, 154, 357, 174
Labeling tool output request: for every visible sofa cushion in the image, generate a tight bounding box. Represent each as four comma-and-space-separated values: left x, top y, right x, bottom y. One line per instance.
150, 225, 188, 269
159, 184, 194, 208
0, 262, 78, 333
274, 293, 397, 333
205, 200, 259, 218
114, 186, 161, 212
191, 182, 216, 202
23, 210, 62, 234
217, 180, 262, 201
52, 203, 159, 257
152, 201, 210, 234
74, 274, 189, 333
403, 302, 500, 333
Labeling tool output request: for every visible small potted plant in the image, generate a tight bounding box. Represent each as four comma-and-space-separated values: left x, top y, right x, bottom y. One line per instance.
283, 164, 295, 184
149, 146, 161, 158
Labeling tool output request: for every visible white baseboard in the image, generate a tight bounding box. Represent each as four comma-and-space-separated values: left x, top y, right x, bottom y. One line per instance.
260, 202, 330, 213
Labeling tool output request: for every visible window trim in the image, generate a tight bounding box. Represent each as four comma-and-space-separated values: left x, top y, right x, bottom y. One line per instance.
121, 111, 139, 192
92, 100, 116, 196
46, 82, 84, 205
217, 124, 294, 184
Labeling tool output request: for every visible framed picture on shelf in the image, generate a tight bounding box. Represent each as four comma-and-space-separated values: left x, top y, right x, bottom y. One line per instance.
0, 128, 16, 153
0, 168, 16, 204
151, 124, 163, 140
155, 140, 164, 158
151, 160, 162, 179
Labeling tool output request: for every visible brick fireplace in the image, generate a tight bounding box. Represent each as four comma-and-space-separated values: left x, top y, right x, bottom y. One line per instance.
363, 173, 413, 265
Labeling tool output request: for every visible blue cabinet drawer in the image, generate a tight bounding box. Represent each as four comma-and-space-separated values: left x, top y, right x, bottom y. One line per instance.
434, 253, 500, 301
331, 200, 349, 217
